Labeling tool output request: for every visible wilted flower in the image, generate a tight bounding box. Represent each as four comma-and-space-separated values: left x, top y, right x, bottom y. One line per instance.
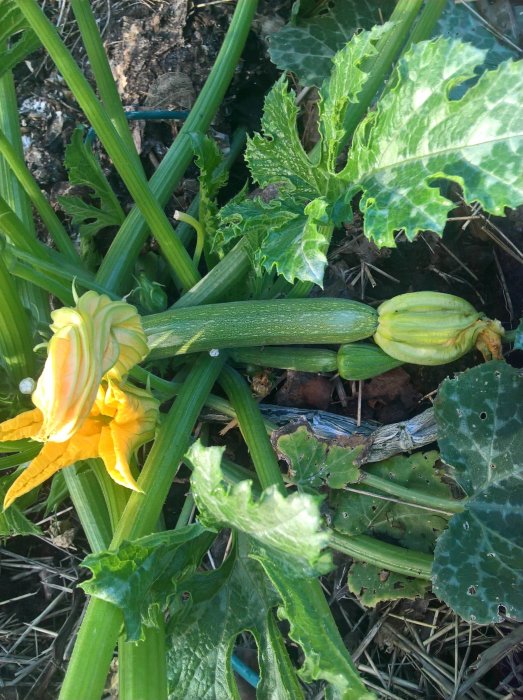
32, 291, 148, 443
2, 380, 158, 509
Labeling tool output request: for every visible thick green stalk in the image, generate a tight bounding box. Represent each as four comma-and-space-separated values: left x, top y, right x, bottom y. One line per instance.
219, 363, 367, 695
69, 0, 142, 164
95, 0, 258, 294
329, 530, 433, 580
404, 0, 447, 48
0, 257, 35, 382
0, 128, 79, 262
63, 466, 112, 552
15, 0, 200, 292
0, 196, 46, 257
0, 68, 50, 322
219, 365, 286, 493
361, 474, 465, 514
339, 0, 425, 146
59, 353, 225, 700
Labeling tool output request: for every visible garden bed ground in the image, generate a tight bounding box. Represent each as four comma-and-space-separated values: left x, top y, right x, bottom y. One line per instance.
1, 1, 522, 699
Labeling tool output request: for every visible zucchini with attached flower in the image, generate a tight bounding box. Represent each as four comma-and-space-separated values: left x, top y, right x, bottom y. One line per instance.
142, 292, 503, 365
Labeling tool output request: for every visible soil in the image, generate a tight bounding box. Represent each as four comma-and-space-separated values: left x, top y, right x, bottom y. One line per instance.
1, 1, 522, 699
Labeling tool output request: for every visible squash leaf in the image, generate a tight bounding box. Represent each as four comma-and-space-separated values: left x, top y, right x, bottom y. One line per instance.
341, 38, 523, 247
268, 0, 394, 87
166, 534, 305, 700
273, 422, 362, 491
80, 524, 211, 642
432, 361, 523, 624
188, 440, 332, 576
347, 561, 428, 608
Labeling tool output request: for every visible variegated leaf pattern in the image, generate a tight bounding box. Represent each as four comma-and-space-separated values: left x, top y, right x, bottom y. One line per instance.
341, 38, 523, 247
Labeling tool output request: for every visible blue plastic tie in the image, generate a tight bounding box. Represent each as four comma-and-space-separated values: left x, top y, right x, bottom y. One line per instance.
84, 109, 190, 147
231, 653, 260, 688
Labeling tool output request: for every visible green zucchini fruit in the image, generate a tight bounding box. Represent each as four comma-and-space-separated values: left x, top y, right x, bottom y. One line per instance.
337, 343, 403, 379
143, 298, 379, 359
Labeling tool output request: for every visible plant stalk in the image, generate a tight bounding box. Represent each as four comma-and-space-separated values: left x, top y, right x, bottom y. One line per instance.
59, 353, 225, 700
15, 0, 200, 291
94, 0, 259, 294
361, 473, 465, 514
329, 530, 432, 579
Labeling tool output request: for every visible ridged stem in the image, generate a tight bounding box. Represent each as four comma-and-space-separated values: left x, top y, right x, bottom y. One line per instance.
329, 531, 433, 580
219, 365, 286, 493
15, 0, 200, 291
69, 0, 142, 165
0, 257, 35, 382
94, 0, 259, 294
59, 353, 225, 700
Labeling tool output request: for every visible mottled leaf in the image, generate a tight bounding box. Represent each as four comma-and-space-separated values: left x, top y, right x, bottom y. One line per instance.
341, 38, 523, 247
245, 76, 328, 198
268, 0, 394, 87
166, 535, 304, 700
0, 1, 40, 78
318, 23, 390, 173
188, 441, 332, 576
435, 1, 518, 72
81, 524, 211, 641
256, 552, 376, 700
274, 422, 361, 491
347, 561, 428, 607
432, 361, 523, 623
192, 133, 228, 245
332, 452, 451, 553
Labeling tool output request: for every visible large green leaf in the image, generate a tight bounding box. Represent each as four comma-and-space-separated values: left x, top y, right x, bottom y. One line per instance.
432, 361, 523, 623
274, 422, 361, 491
81, 524, 211, 641
332, 452, 451, 553
340, 38, 523, 247
166, 535, 304, 700
268, 0, 394, 87
188, 440, 332, 576
256, 552, 376, 700
191, 134, 228, 246
0, 1, 41, 78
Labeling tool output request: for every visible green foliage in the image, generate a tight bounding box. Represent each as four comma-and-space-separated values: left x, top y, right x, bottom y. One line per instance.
227, 31, 523, 287
166, 535, 304, 700
347, 561, 428, 607
57, 128, 125, 266
274, 422, 361, 490
0, 469, 41, 537
0, 0, 41, 78
256, 552, 376, 699
268, 0, 394, 86
515, 318, 523, 350
332, 452, 451, 552
188, 440, 332, 576
192, 134, 228, 247
432, 361, 523, 624
80, 524, 211, 641
341, 38, 523, 247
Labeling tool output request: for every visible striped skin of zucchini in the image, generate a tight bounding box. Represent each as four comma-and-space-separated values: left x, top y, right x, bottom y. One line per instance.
374, 292, 504, 365
142, 298, 378, 359
337, 343, 403, 380
231, 347, 338, 373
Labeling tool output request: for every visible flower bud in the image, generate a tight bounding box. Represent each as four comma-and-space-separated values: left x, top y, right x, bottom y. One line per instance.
374, 292, 504, 365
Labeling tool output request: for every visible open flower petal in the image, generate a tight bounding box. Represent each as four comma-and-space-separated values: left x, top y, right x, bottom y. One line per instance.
31, 291, 148, 443
1, 379, 158, 510
0, 408, 44, 442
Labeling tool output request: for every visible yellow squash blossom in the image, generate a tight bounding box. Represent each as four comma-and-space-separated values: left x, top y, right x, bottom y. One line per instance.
32, 291, 149, 443
2, 380, 158, 510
